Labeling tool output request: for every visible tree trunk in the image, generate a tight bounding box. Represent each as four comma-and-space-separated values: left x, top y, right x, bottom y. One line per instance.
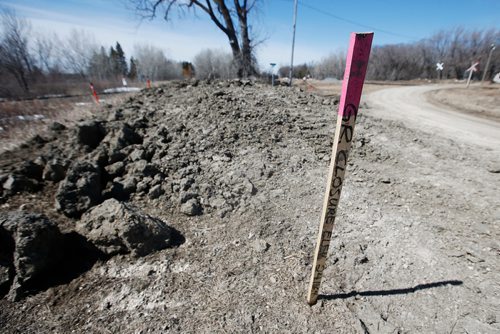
212, 0, 251, 78
235, 0, 255, 77
134, 0, 258, 78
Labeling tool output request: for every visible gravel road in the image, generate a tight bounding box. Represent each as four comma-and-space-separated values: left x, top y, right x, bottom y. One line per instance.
366, 85, 500, 150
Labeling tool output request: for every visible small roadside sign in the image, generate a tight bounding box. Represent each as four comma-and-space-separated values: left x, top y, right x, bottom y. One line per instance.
436, 62, 444, 80
467, 62, 479, 73
466, 62, 480, 88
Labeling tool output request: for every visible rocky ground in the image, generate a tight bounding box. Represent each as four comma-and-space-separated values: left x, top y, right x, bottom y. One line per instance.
0, 80, 499, 333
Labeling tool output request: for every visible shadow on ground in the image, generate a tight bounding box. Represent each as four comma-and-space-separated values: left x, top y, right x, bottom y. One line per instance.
319, 280, 463, 300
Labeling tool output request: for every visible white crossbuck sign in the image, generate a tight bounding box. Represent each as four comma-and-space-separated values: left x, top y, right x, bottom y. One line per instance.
467, 62, 479, 72
436, 62, 444, 71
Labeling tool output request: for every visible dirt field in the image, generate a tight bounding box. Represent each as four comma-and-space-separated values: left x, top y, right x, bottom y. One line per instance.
0, 80, 499, 333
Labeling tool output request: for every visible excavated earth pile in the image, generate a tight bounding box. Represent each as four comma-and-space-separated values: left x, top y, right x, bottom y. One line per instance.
0, 80, 499, 333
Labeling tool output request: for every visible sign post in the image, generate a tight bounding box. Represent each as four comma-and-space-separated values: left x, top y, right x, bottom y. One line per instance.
436, 62, 444, 80
481, 44, 496, 83
270, 63, 277, 86
466, 62, 479, 88
307, 32, 374, 306
89, 82, 99, 104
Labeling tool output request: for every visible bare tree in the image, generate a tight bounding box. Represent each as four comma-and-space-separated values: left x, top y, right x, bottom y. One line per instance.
0, 8, 34, 93
60, 29, 97, 77
88, 46, 112, 81
193, 48, 235, 79
128, 0, 258, 78
312, 52, 346, 79
134, 44, 182, 80
34, 33, 61, 74
363, 27, 499, 81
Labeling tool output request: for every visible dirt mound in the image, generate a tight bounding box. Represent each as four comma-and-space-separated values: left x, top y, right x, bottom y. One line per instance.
0, 80, 338, 223
0, 80, 499, 333
77, 198, 184, 257
0, 79, 336, 300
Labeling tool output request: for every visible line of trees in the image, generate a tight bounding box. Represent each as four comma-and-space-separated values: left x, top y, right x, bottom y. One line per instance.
368, 27, 499, 80
0, 7, 245, 98
2, 5, 499, 98
193, 49, 236, 79
288, 27, 499, 81
0, 8, 189, 98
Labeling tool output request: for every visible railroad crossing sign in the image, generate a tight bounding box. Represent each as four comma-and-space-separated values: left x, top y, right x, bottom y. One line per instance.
467, 62, 479, 73
436, 62, 444, 80
466, 62, 480, 88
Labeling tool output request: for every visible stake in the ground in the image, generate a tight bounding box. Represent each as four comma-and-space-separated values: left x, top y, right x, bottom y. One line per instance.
307, 32, 374, 306
89, 82, 99, 104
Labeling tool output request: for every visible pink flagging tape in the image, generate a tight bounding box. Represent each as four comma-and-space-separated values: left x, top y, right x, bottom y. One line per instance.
338, 33, 374, 117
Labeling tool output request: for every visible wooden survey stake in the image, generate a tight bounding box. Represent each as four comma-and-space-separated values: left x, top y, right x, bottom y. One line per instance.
307, 32, 374, 305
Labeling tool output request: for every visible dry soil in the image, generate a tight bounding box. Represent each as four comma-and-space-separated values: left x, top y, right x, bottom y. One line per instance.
0, 80, 499, 333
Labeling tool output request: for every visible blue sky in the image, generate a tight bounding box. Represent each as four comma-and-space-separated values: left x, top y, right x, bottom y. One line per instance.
1, 0, 499, 69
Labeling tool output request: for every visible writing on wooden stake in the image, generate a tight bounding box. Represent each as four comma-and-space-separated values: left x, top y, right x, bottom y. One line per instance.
307, 32, 374, 306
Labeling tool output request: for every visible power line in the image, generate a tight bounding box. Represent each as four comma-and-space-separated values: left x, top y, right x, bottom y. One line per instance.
280, 0, 420, 41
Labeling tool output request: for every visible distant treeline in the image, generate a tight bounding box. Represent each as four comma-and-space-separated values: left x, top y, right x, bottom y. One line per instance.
0, 9, 212, 98
280, 27, 499, 81
0, 7, 244, 99
1, 6, 499, 98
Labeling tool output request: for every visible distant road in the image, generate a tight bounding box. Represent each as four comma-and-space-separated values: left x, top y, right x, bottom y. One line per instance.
366, 85, 500, 151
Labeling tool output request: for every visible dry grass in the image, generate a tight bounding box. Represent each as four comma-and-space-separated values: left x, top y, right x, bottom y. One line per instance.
0, 77, 145, 100
293, 79, 427, 97
0, 93, 135, 154
426, 83, 500, 122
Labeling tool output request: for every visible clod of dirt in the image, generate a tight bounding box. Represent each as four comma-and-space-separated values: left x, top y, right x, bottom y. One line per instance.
0, 212, 62, 301
252, 239, 270, 253
104, 161, 125, 178
55, 161, 102, 218
180, 198, 202, 216
0, 265, 8, 288
17, 160, 44, 181
76, 198, 184, 257
76, 120, 107, 150
42, 158, 67, 182
2, 174, 41, 195
102, 123, 143, 153
148, 184, 164, 199
48, 122, 66, 132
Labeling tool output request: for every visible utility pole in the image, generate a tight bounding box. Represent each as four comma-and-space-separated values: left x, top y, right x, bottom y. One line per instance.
482, 44, 496, 82
289, 0, 298, 86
